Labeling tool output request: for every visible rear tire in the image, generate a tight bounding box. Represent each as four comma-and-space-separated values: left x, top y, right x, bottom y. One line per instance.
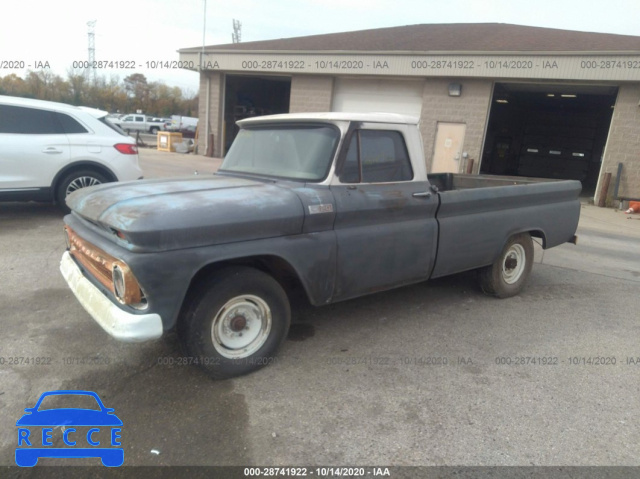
178, 267, 291, 379
56, 169, 109, 213
479, 233, 534, 298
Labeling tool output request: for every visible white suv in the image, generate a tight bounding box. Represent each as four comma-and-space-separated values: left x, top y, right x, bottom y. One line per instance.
0, 95, 143, 210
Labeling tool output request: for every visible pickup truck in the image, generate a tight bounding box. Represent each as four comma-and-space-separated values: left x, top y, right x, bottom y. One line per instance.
59, 112, 581, 379
118, 114, 165, 134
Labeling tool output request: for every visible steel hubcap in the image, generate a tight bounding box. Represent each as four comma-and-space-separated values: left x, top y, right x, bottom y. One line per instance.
66, 176, 102, 196
230, 315, 247, 332
502, 244, 526, 285
211, 295, 272, 359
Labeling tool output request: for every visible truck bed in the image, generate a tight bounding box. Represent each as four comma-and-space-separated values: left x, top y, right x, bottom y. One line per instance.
428, 173, 582, 279
427, 173, 562, 191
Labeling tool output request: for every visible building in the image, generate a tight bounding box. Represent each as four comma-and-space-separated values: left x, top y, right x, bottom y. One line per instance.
179, 23, 640, 204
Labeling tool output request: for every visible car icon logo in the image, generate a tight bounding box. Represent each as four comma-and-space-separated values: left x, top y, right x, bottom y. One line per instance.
16, 390, 123, 467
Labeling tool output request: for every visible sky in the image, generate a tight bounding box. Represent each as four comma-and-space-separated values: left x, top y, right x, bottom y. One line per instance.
2, 0, 640, 96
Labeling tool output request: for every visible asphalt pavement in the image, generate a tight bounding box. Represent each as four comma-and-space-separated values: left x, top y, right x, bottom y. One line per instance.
0, 151, 639, 470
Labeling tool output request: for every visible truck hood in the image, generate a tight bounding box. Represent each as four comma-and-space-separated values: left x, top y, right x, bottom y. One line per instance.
66, 175, 304, 251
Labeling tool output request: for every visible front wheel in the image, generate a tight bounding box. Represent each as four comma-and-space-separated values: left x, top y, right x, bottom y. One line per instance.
178, 267, 291, 379
478, 233, 534, 298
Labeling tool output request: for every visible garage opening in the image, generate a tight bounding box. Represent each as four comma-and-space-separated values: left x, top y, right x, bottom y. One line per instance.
223, 75, 291, 154
480, 83, 617, 196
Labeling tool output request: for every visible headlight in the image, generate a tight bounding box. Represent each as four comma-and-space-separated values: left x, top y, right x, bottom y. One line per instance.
112, 264, 126, 303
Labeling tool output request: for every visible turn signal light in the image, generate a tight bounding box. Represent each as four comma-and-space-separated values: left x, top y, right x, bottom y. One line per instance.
114, 143, 138, 154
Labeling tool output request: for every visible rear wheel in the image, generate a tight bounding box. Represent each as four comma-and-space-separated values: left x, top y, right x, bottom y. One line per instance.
178, 267, 291, 379
478, 233, 534, 298
56, 169, 109, 212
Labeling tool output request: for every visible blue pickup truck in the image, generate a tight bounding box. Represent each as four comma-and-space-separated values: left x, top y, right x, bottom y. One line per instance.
60, 112, 580, 379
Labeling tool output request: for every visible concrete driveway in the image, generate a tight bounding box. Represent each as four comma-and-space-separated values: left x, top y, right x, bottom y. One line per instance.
1, 150, 639, 469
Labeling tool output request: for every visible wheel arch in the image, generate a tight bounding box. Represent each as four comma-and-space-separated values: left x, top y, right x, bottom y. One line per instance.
493, 228, 546, 264
527, 229, 547, 249
51, 161, 118, 203
178, 254, 313, 321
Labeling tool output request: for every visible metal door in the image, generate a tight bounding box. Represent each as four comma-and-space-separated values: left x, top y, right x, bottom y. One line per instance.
329, 124, 439, 301
431, 122, 466, 173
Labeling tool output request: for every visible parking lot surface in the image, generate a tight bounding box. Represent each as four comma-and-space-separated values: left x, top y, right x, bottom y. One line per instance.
1, 150, 639, 468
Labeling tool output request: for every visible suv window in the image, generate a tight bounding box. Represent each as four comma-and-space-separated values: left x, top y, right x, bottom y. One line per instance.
56, 113, 88, 134
339, 130, 413, 183
0, 105, 63, 134
100, 117, 127, 136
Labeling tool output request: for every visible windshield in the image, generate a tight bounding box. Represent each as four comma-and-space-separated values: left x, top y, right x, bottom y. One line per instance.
220, 125, 340, 181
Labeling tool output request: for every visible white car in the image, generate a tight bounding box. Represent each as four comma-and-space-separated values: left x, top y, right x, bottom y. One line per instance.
0, 95, 143, 210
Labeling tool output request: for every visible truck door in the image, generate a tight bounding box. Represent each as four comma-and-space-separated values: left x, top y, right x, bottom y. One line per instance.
329, 123, 439, 301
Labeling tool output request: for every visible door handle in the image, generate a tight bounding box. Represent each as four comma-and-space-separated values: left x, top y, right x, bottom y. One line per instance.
412, 191, 432, 198
42, 147, 63, 154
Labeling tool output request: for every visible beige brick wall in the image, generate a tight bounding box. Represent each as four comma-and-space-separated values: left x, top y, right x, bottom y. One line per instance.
197, 71, 223, 158
419, 79, 493, 174
595, 84, 640, 205
289, 76, 334, 113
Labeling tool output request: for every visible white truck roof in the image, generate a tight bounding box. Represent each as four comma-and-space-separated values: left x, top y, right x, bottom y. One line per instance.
238, 112, 419, 126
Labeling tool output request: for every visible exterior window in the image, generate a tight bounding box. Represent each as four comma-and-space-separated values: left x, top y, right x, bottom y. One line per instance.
0, 105, 63, 134
221, 125, 340, 181
339, 130, 413, 183
56, 113, 88, 134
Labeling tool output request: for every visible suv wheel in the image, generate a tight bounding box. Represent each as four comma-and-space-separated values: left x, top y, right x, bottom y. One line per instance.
56, 169, 109, 212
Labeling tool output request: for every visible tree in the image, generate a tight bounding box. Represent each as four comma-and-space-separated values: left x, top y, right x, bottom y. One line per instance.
123, 73, 149, 112
0, 71, 198, 116
66, 69, 88, 106
0, 74, 26, 96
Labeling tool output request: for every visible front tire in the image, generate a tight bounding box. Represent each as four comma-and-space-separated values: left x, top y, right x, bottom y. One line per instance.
479, 233, 534, 298
178, 267, 291, 379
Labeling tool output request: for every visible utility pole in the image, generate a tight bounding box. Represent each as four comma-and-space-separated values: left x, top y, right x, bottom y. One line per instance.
87, 20, 97, 83
232, 19, 242, 43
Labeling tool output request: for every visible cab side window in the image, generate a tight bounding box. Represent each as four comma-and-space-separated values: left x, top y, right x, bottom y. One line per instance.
339, 130, 413, 183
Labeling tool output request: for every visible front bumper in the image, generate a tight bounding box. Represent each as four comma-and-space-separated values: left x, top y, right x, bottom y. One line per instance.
60, 251, 162, 342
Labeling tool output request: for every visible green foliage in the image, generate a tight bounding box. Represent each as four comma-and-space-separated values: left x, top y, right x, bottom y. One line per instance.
0, 70, 198, 116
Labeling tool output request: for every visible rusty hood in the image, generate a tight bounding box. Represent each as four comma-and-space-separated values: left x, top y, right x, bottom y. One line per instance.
66, 175, 305, 251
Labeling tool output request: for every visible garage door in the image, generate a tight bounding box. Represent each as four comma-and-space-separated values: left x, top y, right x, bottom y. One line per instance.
332, 79, 424, 117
